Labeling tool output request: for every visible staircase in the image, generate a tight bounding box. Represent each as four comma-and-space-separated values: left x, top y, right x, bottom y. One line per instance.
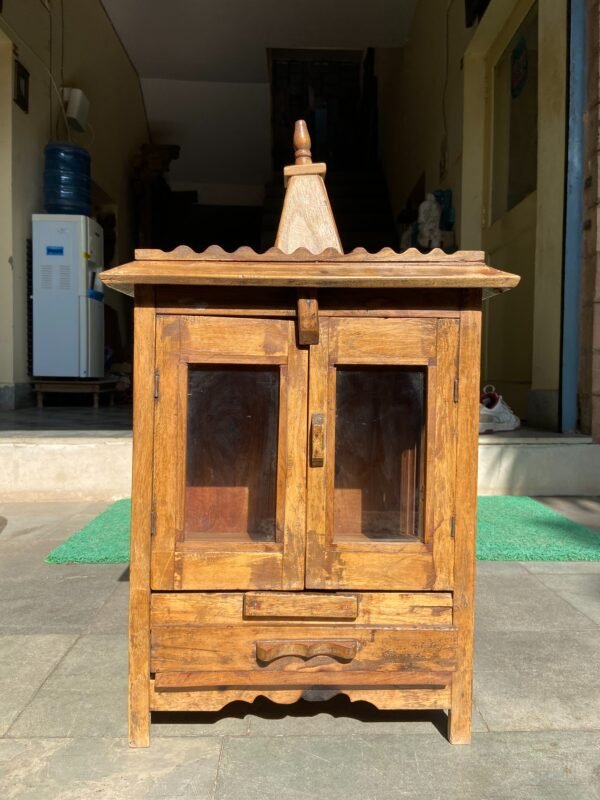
261, 167, 398, 252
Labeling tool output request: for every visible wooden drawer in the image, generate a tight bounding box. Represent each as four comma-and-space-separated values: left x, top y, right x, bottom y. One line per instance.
151, 591, 453, 627
150, 592, 456, 689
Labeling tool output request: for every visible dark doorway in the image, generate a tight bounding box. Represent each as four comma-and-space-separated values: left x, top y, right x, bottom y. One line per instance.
269, 48, 376, 170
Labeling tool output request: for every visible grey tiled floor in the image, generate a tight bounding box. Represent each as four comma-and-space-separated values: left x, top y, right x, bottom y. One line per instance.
0, 500, 599, 799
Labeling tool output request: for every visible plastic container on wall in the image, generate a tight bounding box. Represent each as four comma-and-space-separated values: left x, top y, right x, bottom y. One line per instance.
43, 142, 91, 216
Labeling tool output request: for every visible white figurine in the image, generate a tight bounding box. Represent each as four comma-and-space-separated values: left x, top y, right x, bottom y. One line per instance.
417, 193, 442, 250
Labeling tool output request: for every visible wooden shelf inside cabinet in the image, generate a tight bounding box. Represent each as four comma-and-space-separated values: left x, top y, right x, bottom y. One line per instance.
101, 120, 519, 747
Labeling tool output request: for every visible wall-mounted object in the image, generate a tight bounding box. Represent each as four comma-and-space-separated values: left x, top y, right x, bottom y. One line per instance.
101, 120, 520, 748
62, 87, 90, 132
13, 59, 29, 113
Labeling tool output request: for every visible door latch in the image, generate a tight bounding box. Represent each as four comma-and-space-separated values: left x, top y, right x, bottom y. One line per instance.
310, 413, 325, 467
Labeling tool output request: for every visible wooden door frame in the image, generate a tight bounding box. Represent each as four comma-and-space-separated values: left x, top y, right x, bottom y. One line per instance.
150, 314, 308, 591
305, 316, 459, 591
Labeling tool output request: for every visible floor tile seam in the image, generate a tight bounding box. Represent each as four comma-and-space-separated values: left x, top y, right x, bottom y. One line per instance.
517, 567, 597, 601
151, 732, 249, 739
475, 625, 600, 633
477, 621, 600, 633
220, 726, 600, 742
466, 723, 600, 734
210, 735, 226, 800
1, 732, 249, 741
218, 729, 463, 740
472, 700, 491, 733
82, 581, 128, 634
3, 633, 82, 737
524, 574, 600, 627
520, 562, 600, 574
225, 730, 448, 739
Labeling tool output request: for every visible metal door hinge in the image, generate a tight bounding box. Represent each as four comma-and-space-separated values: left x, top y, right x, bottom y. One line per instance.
150, 510, 156, 536
450, 516, 456, 539
453, 377, 459, 403
154, 369, 160, 400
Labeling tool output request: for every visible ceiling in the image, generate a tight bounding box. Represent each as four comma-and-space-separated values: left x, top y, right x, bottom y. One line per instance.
102, 0, 417, 203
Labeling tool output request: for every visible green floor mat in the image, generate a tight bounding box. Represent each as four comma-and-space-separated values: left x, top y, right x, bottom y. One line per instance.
46, 496, 600, 564
46, 498, 132, 564
476, 496, 600, 560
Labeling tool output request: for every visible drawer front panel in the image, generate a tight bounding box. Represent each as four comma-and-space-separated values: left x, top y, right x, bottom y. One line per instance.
151, 623, 457, 675
151, 591, 453, 627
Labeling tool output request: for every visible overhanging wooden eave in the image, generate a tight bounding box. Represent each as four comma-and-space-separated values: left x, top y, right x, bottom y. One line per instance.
100, 246, 520, 297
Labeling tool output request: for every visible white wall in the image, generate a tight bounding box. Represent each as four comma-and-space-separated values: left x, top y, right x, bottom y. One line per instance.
142, 78, 272, 206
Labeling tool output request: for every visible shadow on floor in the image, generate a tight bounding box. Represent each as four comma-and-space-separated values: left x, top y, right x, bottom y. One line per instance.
152, 695, 449, 737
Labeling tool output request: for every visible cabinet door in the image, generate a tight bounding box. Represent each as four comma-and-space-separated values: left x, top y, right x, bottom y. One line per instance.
151, 315, 307, 591
306, 317, 459, 590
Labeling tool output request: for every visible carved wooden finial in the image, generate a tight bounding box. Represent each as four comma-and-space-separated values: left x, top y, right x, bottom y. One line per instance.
293, 120, 312, 165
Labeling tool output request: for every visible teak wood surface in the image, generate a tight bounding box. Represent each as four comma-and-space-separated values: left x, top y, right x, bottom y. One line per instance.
100, 120, 519, 747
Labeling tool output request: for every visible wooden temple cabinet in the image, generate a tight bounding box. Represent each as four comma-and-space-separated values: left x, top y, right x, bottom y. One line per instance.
102, 122, 519, 746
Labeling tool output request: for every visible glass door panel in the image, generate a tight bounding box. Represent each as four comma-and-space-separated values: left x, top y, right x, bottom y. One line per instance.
305, 317, 458, 592
151, 314, 307, 591
184, 366, 280, 543
333, 367, 425, 543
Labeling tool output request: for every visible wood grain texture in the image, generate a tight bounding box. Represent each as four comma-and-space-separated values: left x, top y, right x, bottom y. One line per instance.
150, 316, 180, 590
297, 294, 320, 344
151, 625, 457, 674
255, 638, 359, 663
154, 287, 464, 319
151, 591, 453, 627
244, 592, 358, 620
329, 317, 437, 363
178, 314, 289, 359
101, 255, 519, 296
129, 286, 156, 747
292, 119, 312, 164
448, 292, 482, 745
305, 322, 330, 590
284, 162, 327, 184
430, 319, 459, 590
149, 683, 451, 711
133, 244, 488, 262
153, 670, 453, 690
280, 325, 308, 589
176, 550, 284, 590
275, 172, 343, 255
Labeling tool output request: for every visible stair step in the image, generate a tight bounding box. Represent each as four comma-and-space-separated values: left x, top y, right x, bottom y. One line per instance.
4, 434, 598, 499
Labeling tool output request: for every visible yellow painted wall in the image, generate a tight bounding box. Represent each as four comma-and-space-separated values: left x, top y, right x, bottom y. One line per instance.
0, 0, 148, 403
461, 0, 566, 426
378, 0, 567, 428
0, 32, 14, 396
376, 2, 475, 241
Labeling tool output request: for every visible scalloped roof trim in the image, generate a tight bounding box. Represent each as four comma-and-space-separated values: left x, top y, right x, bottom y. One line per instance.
134, 244, 486, 263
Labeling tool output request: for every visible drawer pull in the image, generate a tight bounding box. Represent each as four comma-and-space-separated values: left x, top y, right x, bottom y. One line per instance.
310, 413, 325, 466
256, 639, 358, 663
244, 592, 358, 619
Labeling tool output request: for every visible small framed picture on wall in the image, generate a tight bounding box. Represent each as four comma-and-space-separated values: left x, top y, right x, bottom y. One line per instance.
14, 60, 29, 113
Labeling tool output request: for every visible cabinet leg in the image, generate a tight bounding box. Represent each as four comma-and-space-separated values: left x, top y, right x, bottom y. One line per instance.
36, 391, 44, 409
448, 672, 473, 744
93, 392, 99, 409
129, 679, 151, 747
